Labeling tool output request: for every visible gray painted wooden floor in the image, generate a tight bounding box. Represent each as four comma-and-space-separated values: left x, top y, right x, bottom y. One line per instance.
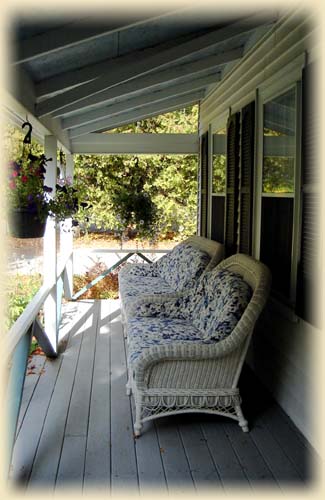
10, 299, 318, 494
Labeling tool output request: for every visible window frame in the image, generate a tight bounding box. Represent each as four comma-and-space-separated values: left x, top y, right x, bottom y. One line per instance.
208, 112, 229, 240
255, 79, 302, 310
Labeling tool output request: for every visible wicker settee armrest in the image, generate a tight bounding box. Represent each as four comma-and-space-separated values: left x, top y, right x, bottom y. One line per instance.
132, 329, 247, 384
131, 297, 264, 387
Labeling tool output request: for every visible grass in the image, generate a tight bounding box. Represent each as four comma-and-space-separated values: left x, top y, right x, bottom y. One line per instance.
6, 273, 43, 330
6, 273, 44, 355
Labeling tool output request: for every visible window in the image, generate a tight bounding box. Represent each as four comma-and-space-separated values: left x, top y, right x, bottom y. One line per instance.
259, 87, 297, 301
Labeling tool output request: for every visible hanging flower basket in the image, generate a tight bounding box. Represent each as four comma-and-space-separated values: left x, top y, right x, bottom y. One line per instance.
8, 207, 46, 238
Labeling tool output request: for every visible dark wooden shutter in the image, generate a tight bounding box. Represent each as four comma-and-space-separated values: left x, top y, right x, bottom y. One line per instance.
224, 112, 240, 256
199, 131, 209, 237
239, 101, 255, 255
296, 62, 320, 326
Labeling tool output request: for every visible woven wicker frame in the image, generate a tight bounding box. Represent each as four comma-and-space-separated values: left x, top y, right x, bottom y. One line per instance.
125, 253, 271, 436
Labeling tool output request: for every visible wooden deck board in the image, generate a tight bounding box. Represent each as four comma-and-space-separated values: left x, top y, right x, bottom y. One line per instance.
9, 299, 316, 493
16, 354, 47, 436
10, 354, 62, 487
222, 422, 281, 489
27, 302, 94, 489
110, 311, 138, 493
201, 417, 251, 488
83, 300, 111, 493
130, 397, 168, 494
155, 417, 195, 494
178, 419, 223, 492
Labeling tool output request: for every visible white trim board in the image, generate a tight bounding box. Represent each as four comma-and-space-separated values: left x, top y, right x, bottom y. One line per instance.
70, 133, 199, 154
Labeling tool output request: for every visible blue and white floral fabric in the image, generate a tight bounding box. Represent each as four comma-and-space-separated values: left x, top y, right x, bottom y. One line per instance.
126, 269, 253, 364
127, 316, 215, 366
119, 242, 211, 318
119, 262, 159, 278
191, 269, 252, 341
155, 243, 210, 291
119, 274, 174, 317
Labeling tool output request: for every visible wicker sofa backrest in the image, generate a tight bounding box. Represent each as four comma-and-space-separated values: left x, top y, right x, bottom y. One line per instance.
156, 242, 210, 291
185, 236, 224, 271
176, 253, 270, 341
215, 254, 271, 304
190, 268, 253, 341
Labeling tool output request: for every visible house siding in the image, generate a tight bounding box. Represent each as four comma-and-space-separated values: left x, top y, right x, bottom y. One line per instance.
199, 12, 321, 451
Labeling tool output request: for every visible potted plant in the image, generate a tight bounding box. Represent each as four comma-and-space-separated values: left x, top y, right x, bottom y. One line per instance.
110, 187, 160, 248
7, 152, 80, 238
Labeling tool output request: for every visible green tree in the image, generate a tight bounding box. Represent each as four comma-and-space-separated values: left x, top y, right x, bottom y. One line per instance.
74, 105, 199, 240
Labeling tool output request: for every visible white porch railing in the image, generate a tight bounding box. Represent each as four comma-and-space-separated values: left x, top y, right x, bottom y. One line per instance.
4, 238, 170, 475
5, 242, 73, 469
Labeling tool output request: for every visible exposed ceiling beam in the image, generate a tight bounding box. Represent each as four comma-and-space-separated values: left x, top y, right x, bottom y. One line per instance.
13, 11, 179, 65
38, 47, 242, 118
36, 45, 159, 100
62, 73, 220, 130
68, 90, 204, 138
34, 14, 273, 116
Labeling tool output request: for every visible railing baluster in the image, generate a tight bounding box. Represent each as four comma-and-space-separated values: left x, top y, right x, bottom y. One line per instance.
6, 328, 32, 474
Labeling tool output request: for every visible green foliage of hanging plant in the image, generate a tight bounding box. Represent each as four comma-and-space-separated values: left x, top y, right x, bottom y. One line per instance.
111, 188, 159, 241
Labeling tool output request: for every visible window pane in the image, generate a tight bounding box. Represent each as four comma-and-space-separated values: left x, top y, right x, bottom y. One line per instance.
212, 128, 226, 193
260, 197, 294, 297
263, 88, 296, 193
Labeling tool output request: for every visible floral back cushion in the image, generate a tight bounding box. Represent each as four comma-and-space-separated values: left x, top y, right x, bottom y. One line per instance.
191, 269, 253, 341
156, 243, 210, 291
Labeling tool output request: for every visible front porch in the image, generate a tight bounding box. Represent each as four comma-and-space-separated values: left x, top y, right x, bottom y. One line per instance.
10, 298, 315, 494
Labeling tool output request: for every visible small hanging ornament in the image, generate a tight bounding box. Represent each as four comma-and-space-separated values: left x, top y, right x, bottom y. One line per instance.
22, 119, 32, 144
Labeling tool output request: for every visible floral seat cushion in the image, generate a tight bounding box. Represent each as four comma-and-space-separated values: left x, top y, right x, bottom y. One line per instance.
119, 273, 174, 317
120, 243, 210, 290
119, 243, 211, 319
127, 269, 252, 343
119, 262, 159, 279
155, 243, 210, 291
191, 269, 252, 341
127, 316, 215, 366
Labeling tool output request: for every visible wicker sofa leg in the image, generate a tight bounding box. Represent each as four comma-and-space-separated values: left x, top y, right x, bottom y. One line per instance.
126, 379, 132, 396
235, 404, 249, 432
134, 396, 143, 437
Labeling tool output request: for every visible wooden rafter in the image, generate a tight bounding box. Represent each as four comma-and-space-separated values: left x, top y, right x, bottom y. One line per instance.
13, 11, 179, 65
35, 14, 273, 117
37, 47, 243, 118
62, 73, 221, 130
68, 90, 204, 138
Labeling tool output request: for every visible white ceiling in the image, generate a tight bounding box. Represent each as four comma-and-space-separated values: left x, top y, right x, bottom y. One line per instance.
9, 6, 278, 146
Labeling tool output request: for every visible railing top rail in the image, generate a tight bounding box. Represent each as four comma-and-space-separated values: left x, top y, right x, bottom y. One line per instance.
73, 248, 171, 254
4, 280, 54, 361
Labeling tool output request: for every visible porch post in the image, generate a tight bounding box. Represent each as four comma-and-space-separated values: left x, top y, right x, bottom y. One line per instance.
61, 153, 74, 300
43, 135, 58, 355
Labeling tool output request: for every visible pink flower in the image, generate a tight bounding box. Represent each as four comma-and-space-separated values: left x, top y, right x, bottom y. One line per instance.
9, 180, 16, 189
12, 170, 18, 177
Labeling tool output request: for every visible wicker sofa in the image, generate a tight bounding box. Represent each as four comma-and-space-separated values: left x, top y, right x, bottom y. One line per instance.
123, 253, 271, 437
119, 235, 224, 324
